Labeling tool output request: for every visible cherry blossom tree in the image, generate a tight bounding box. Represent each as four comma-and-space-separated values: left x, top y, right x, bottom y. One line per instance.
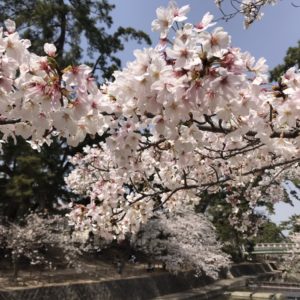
1, 212, 97, 278
131, 209, 229, 279
0, 1, 299, 243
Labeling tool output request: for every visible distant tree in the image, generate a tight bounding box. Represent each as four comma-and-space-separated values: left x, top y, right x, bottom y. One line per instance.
254, 221, 285, 243
1, 213, 79, 277
270, 41, 300, 82
281, 214, 300, 234
131, 209, 229, 279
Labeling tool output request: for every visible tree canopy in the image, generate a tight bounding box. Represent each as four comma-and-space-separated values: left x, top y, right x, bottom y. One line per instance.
0, 0, 299, 243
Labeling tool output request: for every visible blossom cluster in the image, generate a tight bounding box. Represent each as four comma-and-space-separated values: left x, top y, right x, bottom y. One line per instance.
0, 20, 108, 150
66, 1, 299, 238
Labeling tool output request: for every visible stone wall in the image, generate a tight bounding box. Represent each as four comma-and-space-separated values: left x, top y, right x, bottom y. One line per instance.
0, 263, 276, 300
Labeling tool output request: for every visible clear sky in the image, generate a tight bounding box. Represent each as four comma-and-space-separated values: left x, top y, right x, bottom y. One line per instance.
110, 0, 299, 70
109, 0, 300, 225
271, 182, 300, 226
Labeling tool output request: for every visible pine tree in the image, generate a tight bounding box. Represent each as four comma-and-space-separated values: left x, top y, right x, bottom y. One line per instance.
270, 41, 300, 82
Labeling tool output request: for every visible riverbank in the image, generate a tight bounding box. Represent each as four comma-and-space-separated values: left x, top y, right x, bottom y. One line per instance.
153, 263, 280, 300
0, 262, 279, 300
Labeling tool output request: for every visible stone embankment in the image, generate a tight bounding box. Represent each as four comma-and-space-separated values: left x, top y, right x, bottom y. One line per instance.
0, 263, 279, 300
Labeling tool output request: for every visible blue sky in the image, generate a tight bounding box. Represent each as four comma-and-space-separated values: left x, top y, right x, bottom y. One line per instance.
110, 0, 299, 70
109, 0, 300, 225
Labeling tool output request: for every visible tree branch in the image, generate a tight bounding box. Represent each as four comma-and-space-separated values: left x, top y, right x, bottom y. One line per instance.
0, 119, 21, 125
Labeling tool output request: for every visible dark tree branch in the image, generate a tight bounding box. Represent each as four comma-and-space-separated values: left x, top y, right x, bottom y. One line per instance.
0, 119, 21, 125
195, 123, 300, 139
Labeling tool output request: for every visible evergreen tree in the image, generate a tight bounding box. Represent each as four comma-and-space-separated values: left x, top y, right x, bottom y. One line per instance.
253, 221, 285, 243
270, 40, 300, 82
281, 214, 300, 233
